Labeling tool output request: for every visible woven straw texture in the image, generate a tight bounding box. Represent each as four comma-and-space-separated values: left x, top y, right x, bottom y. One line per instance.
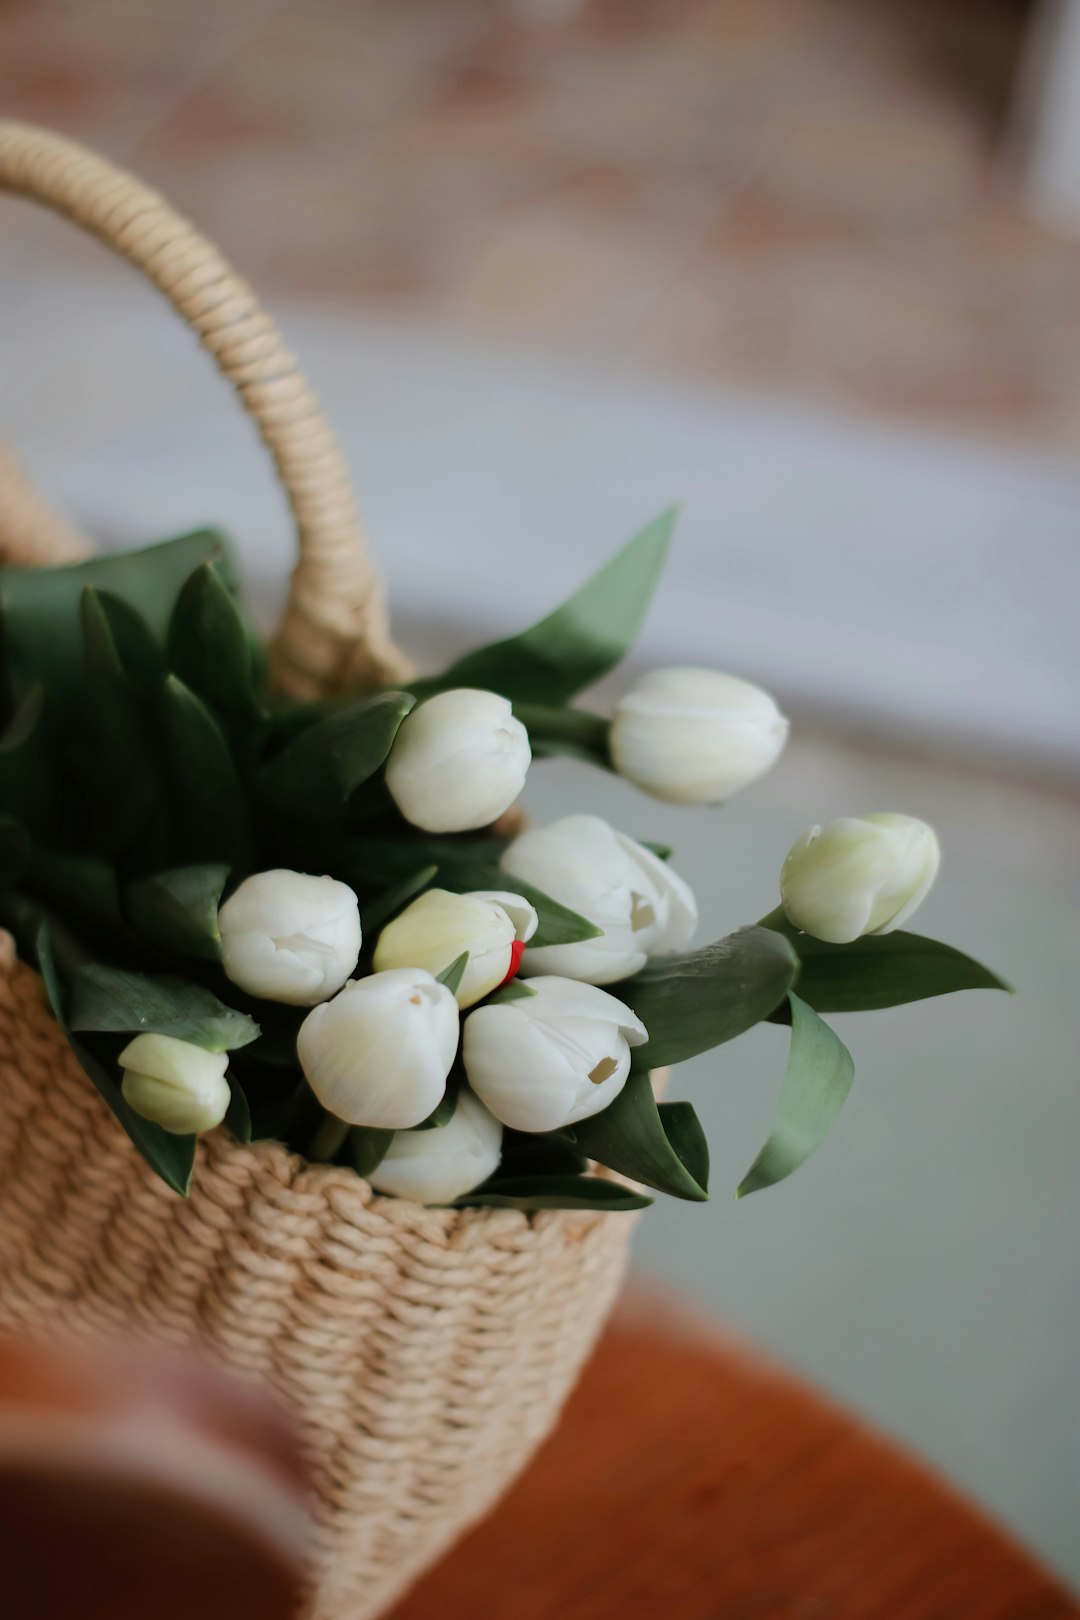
0, 122, 639, 1618
0, 937, 635, 1618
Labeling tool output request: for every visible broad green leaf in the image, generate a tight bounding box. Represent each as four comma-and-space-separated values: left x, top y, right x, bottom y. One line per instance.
28, 849, 138, 948
35, 924, 196, 1195
738, 992, 854, 1197
69, 962, 259, 1052
361, 865, 439, 933
125, 864, 230, 962
571, 1066, 708, 1201
487, 979, 537, 1004
349, 1126, 395, 1178
454, 1175, 653, 1211
622, 926, 799, 1067
72, 589, 160, 856
167, 563, 263, 725
435, 951, 469, 996
160, 675, 252, 865
418, 508, 677, 704
97, 591, 167, 689
497, 1133, 588, 1178
657, 1101, 710, 1195
224, 1075, 253, 1144
0, 815, 30, 888
0, 530, 232, 707
261, 690, 415, 810
763, 915, 1010, 1012
0, 685, 52, 832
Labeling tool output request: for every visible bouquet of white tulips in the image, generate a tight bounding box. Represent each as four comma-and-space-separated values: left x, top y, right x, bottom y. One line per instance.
0, 510, 1006, 1209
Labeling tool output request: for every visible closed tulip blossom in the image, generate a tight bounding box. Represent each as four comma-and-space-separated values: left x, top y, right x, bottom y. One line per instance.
610, 667, 789, 804
385, 688, 531, 833
369, 1090, 503, 1205
501, 814, 696, 985
373, 888, 538, 1008
219, 869, 362, 1006
462, 977, 648, 1133
780, 813, 941, 944
297, 968, 459, 1129
119, 1034, 231, 1136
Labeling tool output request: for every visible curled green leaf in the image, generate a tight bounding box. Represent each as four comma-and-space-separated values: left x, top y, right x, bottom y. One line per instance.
738, 991, 854, 1198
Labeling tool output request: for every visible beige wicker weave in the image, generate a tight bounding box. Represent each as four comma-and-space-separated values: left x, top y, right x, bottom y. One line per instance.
0, 124, 637, 1619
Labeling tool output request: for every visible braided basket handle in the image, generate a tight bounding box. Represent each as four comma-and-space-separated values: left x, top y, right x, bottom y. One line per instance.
0, 121, 413, 696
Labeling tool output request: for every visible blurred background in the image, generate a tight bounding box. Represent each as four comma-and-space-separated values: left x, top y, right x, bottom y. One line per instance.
1, 0, 1077, 1590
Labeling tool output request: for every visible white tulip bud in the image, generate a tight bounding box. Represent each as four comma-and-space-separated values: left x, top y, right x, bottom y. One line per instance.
501, 814, 697, 985
119, 1033, 231, 1136
780, 812, 941, 944
297, 969, 459, 1129
373, 887, 538, 1008
462, 976, 648, 1133
385, 688, 531, 833
218, 870, 361, 1006
369, 1090, 503, 1205
610, 667, 789, 804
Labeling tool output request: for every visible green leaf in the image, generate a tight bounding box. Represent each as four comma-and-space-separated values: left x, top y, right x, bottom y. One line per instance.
657, 1101, 710, 1194
442, 864, 601, 948
224, 1075, 253, 1145
0, 531, 232, 708
0, 814, 30, 888
419, 508, 677, 704
487, 979, 537, 1004
28, 849, 138, 948
72, 589, 160, 856
35, 924, 196, 1195
454, 1175, 653, 1211
738, 992, 854, 1197
571, 1066, 708, 1200
0, 685, 52, 832
167, 563, 263, 725
361, 865, 439, 933
69, 963, 259, 1052
498, 1133, 588, 1178
349, 1126, 395, 1178
97, 591, 167, 689
261, 690, 415, 810
435, 951, 469, 996
125, 864, 230, 962
763, 916, 1011, 1013
622, 926, 799, 1067
160, 675, 252, 865
640, 841, 673, 862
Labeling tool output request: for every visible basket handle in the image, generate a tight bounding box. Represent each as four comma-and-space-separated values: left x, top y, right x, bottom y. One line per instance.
0, 120, 413, 696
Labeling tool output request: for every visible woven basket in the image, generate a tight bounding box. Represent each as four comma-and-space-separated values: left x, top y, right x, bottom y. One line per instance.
0, 124, 637, 1620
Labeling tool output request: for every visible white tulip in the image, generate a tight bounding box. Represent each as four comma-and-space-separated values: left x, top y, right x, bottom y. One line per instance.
462, 976, 648, 1133
611, 667, 789, 804
373, 887, 538, 1008
218, 870, 361, 1006
385, 688, 531, 833
297, 969, 459, 1129
369, 1090, 503, 1205
501, 814, 697, 984
119, 1033, 231, 1136
780, 813, 941, 944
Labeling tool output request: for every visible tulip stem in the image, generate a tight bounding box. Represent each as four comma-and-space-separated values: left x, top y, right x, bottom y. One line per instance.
514, 704, 610, 762
307, 1114, 350, 1164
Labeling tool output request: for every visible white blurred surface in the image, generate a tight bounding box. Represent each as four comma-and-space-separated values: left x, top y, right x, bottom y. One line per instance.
2, 272, 1078, 774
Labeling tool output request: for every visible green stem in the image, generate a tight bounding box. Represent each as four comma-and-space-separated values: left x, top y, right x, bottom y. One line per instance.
514, 704, 611, 755
307, 1113, 349, 1164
